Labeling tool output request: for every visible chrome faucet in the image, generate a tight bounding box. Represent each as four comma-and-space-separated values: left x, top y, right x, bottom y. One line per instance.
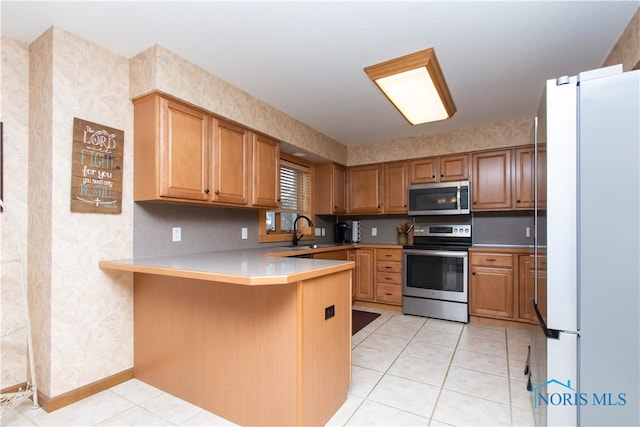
292, 215, 314, 246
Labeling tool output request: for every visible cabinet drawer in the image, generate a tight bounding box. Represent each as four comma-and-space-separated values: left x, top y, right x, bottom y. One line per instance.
376, 271, 402, 285
377, 249, 402, 262
470, 253, 513, 268
376, 283, 402, 304
377, 260, 402, 273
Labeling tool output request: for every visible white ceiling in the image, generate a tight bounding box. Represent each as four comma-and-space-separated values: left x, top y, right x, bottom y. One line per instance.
2, 1, 638, 147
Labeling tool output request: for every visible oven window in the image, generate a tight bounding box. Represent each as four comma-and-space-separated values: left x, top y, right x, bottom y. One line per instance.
406, 254, 465, 292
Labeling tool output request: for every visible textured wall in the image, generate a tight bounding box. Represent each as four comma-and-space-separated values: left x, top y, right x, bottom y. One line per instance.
347, 118, 534, 166
130, 45, 347, 165
1, 37, 30, 388
603, 7, 640, 71
27, 27, 134, 397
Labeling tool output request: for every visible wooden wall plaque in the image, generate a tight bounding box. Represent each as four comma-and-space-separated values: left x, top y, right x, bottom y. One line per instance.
70, 118, 124, 214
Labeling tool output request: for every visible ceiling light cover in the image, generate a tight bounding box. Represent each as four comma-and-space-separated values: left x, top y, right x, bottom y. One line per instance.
364, 48, 456, 125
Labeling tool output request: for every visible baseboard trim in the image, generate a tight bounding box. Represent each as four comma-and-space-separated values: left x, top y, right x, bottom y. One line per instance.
469, 315, 535, 331
37, 368, 134, 413
353, 300, 402, 312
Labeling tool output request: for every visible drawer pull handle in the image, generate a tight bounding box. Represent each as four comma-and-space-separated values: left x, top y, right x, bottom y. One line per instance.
385, 254, 392, 257
384, 266, 392, 269
486, 258, 497, 261
385, 292, 392, 296
385, 277, 392, 280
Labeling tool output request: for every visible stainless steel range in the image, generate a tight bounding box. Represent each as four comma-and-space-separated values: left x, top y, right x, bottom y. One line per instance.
403, 223, 471, 323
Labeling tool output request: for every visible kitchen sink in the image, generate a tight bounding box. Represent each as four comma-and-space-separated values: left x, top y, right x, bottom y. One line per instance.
282, 243, 336, 250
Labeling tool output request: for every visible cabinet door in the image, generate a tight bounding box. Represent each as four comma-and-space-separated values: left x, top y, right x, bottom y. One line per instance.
159, 97, 210, 200
314, 163, 347, 214
332, 165, 347, 214
513, 147, 534, 209
440, 154, 469, 181
355, 249, 375, 301
470, 266, 514, 319
252, 134, 280, 208
349, 250, 356, 301
518, 255, 534, 322
348, 165, 382, 214
472, 149, 511, 210
410, 158, 438, 184
383, 161, 409, 214
212, 119, 250, 205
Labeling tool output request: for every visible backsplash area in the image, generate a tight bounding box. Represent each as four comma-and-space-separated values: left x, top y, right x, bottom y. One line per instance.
472, 211, 536, 247
134, 203, 261, 257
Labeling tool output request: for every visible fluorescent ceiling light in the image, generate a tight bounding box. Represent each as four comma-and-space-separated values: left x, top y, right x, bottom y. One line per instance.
364, 48, 456, 125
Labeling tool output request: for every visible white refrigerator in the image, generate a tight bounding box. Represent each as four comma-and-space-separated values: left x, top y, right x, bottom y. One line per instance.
530, 65, 639, 426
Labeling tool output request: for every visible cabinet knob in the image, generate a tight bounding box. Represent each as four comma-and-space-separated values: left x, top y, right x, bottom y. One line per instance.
215, 190, 220, 195
204, 189, 210, 194
441, 174, 444, 177
517, 200, 521, 203
432, 175, 436, 178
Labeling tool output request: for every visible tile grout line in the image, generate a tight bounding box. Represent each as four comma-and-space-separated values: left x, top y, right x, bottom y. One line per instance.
426, 321, 464, 426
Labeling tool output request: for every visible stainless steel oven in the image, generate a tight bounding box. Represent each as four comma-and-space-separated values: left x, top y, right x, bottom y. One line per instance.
403, 223, 471, 323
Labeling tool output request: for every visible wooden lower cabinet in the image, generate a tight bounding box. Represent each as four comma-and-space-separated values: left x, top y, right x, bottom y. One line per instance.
518, 254, 547, 323
354, 249, 375, 300
351, 247, 403, 307
470, 265, 514, 319
375, 248, 402, 305
470, 249, 543, 324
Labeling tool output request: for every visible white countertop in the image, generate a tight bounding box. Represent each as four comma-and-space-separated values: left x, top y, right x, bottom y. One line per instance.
99, 246, 355, 286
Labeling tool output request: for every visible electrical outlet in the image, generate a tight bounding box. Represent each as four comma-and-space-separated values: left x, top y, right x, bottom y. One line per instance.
321, 228, 325, 236
315, 228, 321, 236
371, 227, 377, 236
241, 227, 248, 240
172, 227, 181, 242
526, 227, 531, 238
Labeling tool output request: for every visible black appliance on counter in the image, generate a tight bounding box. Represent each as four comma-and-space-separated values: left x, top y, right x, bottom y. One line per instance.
403, 223, 471, 323
334, 222, 352, 243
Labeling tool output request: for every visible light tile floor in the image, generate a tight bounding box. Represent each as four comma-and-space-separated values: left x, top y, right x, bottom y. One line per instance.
2, 308, 540, 426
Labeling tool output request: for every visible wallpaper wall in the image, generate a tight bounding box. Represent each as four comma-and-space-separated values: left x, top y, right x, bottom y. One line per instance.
603, 7, 640, 71
130, 45, 348, 165
347, 118, 534, 166
26, 27, 134, 397
1, 36, 30, 389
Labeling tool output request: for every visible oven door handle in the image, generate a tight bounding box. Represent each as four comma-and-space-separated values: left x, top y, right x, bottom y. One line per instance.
403, 249, 468, 258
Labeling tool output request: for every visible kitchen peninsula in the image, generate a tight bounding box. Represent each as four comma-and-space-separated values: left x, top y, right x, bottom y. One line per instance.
99, 248, 354, 426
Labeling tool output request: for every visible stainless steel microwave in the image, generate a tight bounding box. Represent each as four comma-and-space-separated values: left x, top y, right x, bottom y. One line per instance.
408, 180, 470, 215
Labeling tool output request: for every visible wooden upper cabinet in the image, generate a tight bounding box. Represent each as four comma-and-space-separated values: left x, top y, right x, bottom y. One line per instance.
348, 164, 382, 214
314, 163, 346, 215
410, 154, 469, 184
513, 145, 546, 210
410, 157, 438, 184
439, 154, 469, 181
134, 94, 210, 202
211, 119, 250, 205
472, 149, 512, 211
513, 147, 534, 209
251, 133, 280, 208
133, 93, 280, 209
383, 161, 409, 214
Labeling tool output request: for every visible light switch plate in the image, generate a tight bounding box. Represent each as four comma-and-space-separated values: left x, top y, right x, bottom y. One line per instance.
241, 227, 248, 240
371, 227, 377, 236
